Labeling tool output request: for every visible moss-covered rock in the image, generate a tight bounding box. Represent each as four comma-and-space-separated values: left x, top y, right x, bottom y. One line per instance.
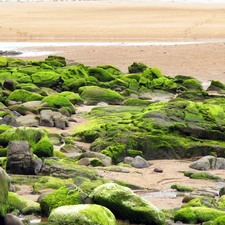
171, 184, 194, 192
128, 62, 148, 73
33, 176, 74, 194
90, 183, 166, 225
0, 57, 8, 67
7, 192, 40, 215
184, 171, 223, 181
0, 167, 8, 216
0, 127, 53, 157
41, 94, 76, 113
6, 89, 43, 102
174, 207, 225, 224
48, 204, 117, 225
31, 70, 61, 87
207, 80, 225, 92
123, 98, 151, 106
40, 186, 82, 216
212, 215, 225, 225
33, 137, 54, 157
58, 91, 83, 105
88, 67, 115, 82
80, 86, 123, 105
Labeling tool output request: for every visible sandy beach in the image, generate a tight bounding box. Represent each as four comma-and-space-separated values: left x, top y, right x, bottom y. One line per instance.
1, 0, 225, 213
0, 0, 225, 83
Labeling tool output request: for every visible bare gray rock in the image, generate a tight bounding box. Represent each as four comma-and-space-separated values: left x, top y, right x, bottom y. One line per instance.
131, 156, 150, 168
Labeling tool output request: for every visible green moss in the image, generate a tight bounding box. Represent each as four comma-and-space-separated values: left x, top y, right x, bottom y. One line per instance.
90, 183, 166, 225
0, 57, 8, 67
0, 127, 48, 149
75, 129, 100, 143
184, 171, 223, 181
123, 98, 150, 106
207, 80, 225, 91
58, 91, 83, 105
127, 149, 144, 157
171, 184, 194, 192
33, 176, 74, 194
79, 178, 108, 195
31, 70, 60, 87
40, 186, 82, 216
174, 207, 225, 224
18, 65, 39, 75
100, 144, 126, 164
7, 89, 43, 102
48, 204, 117, 225
0, 168, 8, 216
0, 147, 8, 157
7, 192, 40, 215
212, 215, 225, 225
41, 94, 75, 113
88, 67, 115, 82
128, 62, 148, 73
33, 137, 54, 157
89, 158, 104, 167
62, 78, 86, 92
80, 86, 123, 105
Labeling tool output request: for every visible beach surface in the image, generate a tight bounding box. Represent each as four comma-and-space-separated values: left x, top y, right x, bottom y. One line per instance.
1, 0, 225, 83
1, 0, 225, 212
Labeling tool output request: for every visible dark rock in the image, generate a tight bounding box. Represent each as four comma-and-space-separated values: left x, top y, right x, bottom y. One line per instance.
0, 115, 18, 127
6, 141, 36, 175
154, 167, 163, 173
3, 80, 16, 91
0, 50, 22, 56
219, 186, 225, 197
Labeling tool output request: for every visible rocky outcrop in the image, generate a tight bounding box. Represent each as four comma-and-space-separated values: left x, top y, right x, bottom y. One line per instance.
6, 141, 42, 175
40, 109, 68, 129
189, 156, 225, 171
48, 204, 116, 225
90, 183, 166, 225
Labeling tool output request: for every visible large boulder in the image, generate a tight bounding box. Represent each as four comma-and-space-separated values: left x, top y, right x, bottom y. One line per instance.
90, 183, 166, 225
40, 110, 68, 129
40, 186, 82, 216
131, 155, 150, 168
6, 141, 42, 175
48, 204, 116, 225
16, 114, 39, 127
189, 156, 225, 171
0, 167, 8, 217
174, 207, 225, 224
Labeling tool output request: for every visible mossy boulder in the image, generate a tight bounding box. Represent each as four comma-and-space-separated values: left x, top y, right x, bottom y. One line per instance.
183, 196, 225, 210
207, 80, 225, 92
184, 171, 223, 181
90, 183, 166, 225
0, 127, 53, 157
7, 89, 43, 102
48, 204, 117, 225
33, 176, 74, 194
0, 57, 8, 67
100, 144, 126, 164
128, 62, 148, 73
212, 215, 225, 225
123, 98, 150, 106
18, 65, 39, 75
0, 167, 8, 216
180, 78, 203, 91
40, 186, 82, 216
88, 67, 115, 82
58, 91, 83, 105
174, 207, 225, 224
31, 70, 61, 87
7, 192, 40, 215
41, 94, 76, 113
171, 184, 194, 192
80, 86, 123, 105
33, 137, 54, 157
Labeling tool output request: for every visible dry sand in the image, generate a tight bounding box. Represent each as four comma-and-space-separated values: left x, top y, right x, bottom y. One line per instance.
3, 0, 225, 211
1, 0, 225, 83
